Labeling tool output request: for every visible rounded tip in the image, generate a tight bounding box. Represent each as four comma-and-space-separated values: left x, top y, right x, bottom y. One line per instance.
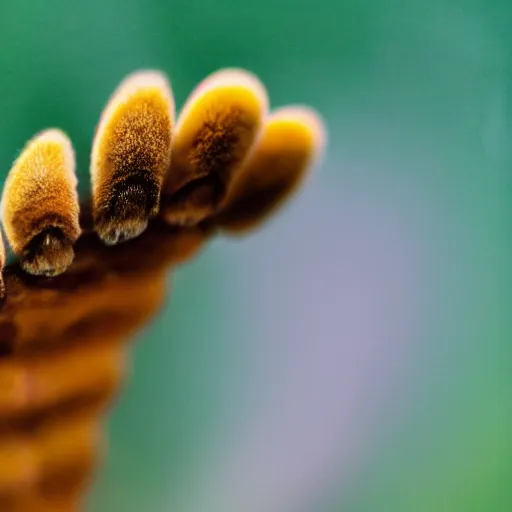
177, 68, 269, 131
270, 105, 327, 167
117, 69, 171, 90
21, 233, 75, 277
34, 127, 73, 147
107, 69, 175, 120
194, 68, 269, 109
28, 128, 75, 165
10, 128, 77, 187
96, 217, 149, 246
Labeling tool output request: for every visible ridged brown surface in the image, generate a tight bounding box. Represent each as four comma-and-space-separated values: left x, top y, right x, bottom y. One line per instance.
0, 217, 209, 511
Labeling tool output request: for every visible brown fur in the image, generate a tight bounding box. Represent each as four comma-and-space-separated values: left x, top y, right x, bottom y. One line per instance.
162, 69, 267, 226
91, 71, 174, 245
1, 130, 80, 277
217, 107, 326, 233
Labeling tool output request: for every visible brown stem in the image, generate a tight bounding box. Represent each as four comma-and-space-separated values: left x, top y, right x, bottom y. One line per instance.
0, 214, 212, 510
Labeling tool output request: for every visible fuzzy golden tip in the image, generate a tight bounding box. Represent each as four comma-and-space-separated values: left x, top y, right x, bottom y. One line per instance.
91, 70, 175, 245
162, 68, 268, 226
1, 129, 80, 277
217, 106, 326, 233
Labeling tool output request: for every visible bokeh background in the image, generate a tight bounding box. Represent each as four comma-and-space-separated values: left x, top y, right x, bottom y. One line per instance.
1, 1, 511, 511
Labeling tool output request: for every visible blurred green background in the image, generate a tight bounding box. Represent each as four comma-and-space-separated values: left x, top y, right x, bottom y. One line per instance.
1, 1, 511, 511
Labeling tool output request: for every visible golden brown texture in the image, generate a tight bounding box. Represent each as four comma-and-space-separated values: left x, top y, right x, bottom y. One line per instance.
0, 409, 101, 492
1, 130, 80, 277
217, 106, 326, 234
162, 68, 268, 226
91, 71, 174, 245
0, 67, 326, 511
0, 220, 208, 511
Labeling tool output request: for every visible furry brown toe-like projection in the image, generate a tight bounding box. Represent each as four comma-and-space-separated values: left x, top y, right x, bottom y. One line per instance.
91, 71, 174, 245
1, 129, 80, 277
0, 67, 326, 511
217, 106, 326, 233
162, 68, 268, 226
